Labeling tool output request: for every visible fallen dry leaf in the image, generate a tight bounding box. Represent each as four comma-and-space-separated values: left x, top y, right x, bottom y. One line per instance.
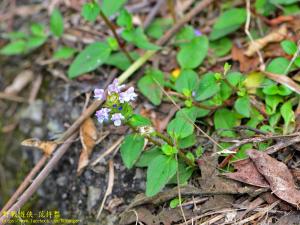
245, 25, 287, 57
224, 159, 269, 188
231, 45, 260, 72
77, 117, 98, 175
21, 138, 57, 156
5, 70, 34, 95
247, 149, 300, 207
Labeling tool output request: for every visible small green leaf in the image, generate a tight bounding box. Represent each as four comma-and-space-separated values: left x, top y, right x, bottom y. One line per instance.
117, 8, 132, 29
167, 117, 194, 139
178, 134, 196, 149
50, 9, 64, 37
68, 42, 111, 78
195, 72, 220, 101
26, 36, 47, 50
234, 95, 251, 117
146, 18, 172, 39
128, 114, 152, 127
175, 26, 195, 43
270, 0, 299, 5
30, 23, 46, 37
137, 69, 164, 105
169, 198, 181, 208
0, 40, 26, 55
104, 52, 138, 70
265, 95, 283, 115
210, 37, 232, 57
102, 0, 127, 17
214, 108, 237, 137
255, 0, 276, 16
266, 57, 290, 74
210, 8, 247, 40
177, 36, 209, 69
146, 155, 177, 196
81, 2, 100, 22
175, 70, 199, 93
280, 101, 295, 134
122, 27, 160, 50
169, 161, 194, 184
281, 40, 297, 55
136, 147, 161, 167
162, 144, 178, 156
176, 107, 210, 121
53, 46, 76, 59
120, 134, 145, 169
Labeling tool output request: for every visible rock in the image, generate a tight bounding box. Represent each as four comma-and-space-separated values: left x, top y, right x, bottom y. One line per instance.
56, 176, 68, 187
87, 186, 101, 212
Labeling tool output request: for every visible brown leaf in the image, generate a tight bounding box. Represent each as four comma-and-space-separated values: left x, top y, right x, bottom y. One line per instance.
21, 138, 57, 156
224, 159, 269, 188
231, 45, 260, 73
77, 117, 98, 175
245, 25, 287, 57
247, 149, 300, 207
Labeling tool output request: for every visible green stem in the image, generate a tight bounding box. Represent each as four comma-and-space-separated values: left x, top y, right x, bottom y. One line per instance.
99, 10, 134, 63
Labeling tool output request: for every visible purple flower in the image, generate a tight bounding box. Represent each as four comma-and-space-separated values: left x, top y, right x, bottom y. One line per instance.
108, 79, 125, 94
111, 113, 125, 126
94, 88, 105, 100
95, 108, 111, 123
119, 87, 137, 103
194, 29, 202, 36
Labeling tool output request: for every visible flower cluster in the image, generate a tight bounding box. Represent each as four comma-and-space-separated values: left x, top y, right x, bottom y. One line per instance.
95, 79, 137, 126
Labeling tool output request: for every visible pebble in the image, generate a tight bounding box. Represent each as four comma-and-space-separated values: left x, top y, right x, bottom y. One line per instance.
87, 186, 101, 212
20, 99, 43, 124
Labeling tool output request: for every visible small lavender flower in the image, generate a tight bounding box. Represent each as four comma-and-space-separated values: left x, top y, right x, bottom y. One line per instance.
119, 87, 137, 103
111, 113, 125, 126
95, 108, 111, 123
108, 79, 125, 94
94, 88, 105, 100
194, 29, 202, 36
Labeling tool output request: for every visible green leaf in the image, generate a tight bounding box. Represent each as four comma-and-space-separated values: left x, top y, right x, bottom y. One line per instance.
178, 134, 196, 149
234, 95, 251, 117
122, 27, 160, 50
68, 42, 111, 78
167, 117, 194, 139
210, 37, 232, 57
270, 0, 299, 5
50, 9, 64, 37
26, 36, 47, 50
255, 0, 276, 16
195, 72, 220, 101
175, 26, 195, 43
137, 69, 164, 105
146, 155, 177, 196
175, 70, 199, 93
214, 108, 237, 137
177, 36, 209, 69
120, 134, 145, 169
265, 95, 283, 115
266, 57, 290, 74
30, 23, 46, 37
117, 9, 132, 29
280, 101, 295, 134
169, 198, 181, 208
146, 18, 172, 39
104, 52, 138, 70
176, 106, 209, 121
81, 2, 100, 22
169, 161, 194, 184
281, 40, 297, 55
128, 114, 152, 127
53, 46, 76, 59
210, 8, 247, 40
0, 40, 26, 55
136, 147, 161, 167
162, 144, 178, 156
102, 0, 127, 17
4, 31, 27, 40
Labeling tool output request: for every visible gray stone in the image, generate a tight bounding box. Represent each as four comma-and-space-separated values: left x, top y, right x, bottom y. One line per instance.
87, 186, 101, 212
20, 99, 43, 124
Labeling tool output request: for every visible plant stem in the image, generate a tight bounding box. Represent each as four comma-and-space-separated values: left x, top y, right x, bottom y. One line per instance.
99, 10, 134, 63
